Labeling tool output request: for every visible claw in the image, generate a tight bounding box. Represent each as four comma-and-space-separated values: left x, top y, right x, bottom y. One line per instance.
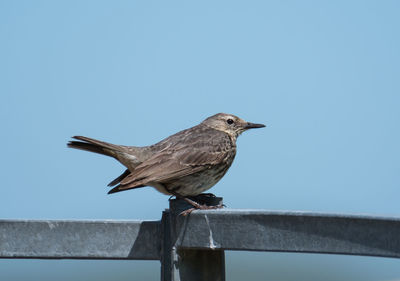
179, 202, 224, 216
180, 208, 196, 216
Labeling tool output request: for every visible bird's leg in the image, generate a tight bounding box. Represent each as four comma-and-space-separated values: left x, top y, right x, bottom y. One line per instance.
180, 197, 224, 216
187, 193, 226, 207
167, 191, 199, 215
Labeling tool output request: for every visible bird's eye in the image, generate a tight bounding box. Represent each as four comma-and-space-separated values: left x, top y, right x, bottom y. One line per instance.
226, 118, 234, 125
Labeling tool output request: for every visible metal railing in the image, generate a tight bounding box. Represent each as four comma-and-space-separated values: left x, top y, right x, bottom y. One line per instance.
1, 197, 400, 281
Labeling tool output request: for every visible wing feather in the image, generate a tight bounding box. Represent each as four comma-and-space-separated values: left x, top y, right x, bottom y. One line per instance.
117, 130, 233, 190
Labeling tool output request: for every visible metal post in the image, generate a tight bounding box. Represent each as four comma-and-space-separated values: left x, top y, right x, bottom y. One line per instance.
161, 196, 225, 281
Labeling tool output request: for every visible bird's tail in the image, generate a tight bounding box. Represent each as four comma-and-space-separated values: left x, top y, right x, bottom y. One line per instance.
67, 136, 146, 189
67, 136, 122, 158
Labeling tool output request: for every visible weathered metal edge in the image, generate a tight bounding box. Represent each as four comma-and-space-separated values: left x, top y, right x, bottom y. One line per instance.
0, 220, 161, 260
176, 209, 400, 258
2, 209, 400, 260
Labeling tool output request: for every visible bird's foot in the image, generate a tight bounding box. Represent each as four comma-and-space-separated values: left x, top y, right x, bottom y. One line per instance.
180, 197, 224, 216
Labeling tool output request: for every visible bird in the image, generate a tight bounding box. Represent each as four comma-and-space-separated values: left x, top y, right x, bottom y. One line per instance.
67, 113, 265, 212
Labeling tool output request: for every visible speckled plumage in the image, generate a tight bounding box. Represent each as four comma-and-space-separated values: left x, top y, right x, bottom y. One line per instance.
67, 113, 265, 197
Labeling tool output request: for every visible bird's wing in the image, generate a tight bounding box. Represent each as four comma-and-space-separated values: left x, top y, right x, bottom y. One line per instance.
115, 133, 234, 191
120, 150, 228, 186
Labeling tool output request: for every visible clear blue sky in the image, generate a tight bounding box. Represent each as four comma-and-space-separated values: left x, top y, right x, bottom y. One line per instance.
1, 1, 399, 280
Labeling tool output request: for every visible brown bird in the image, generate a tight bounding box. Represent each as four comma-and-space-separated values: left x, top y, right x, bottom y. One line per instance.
68, 113, 265, 211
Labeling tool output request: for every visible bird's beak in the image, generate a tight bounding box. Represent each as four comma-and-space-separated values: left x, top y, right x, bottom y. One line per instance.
244, 122, 266, 129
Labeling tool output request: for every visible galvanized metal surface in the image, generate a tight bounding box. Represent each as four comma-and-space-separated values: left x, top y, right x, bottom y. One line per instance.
177, 209, 400, 258
0, 220, 160, 260
1, 208, 400, 261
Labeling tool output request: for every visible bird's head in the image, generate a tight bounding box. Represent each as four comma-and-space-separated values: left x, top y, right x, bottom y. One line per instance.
201, 113, 265, 138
